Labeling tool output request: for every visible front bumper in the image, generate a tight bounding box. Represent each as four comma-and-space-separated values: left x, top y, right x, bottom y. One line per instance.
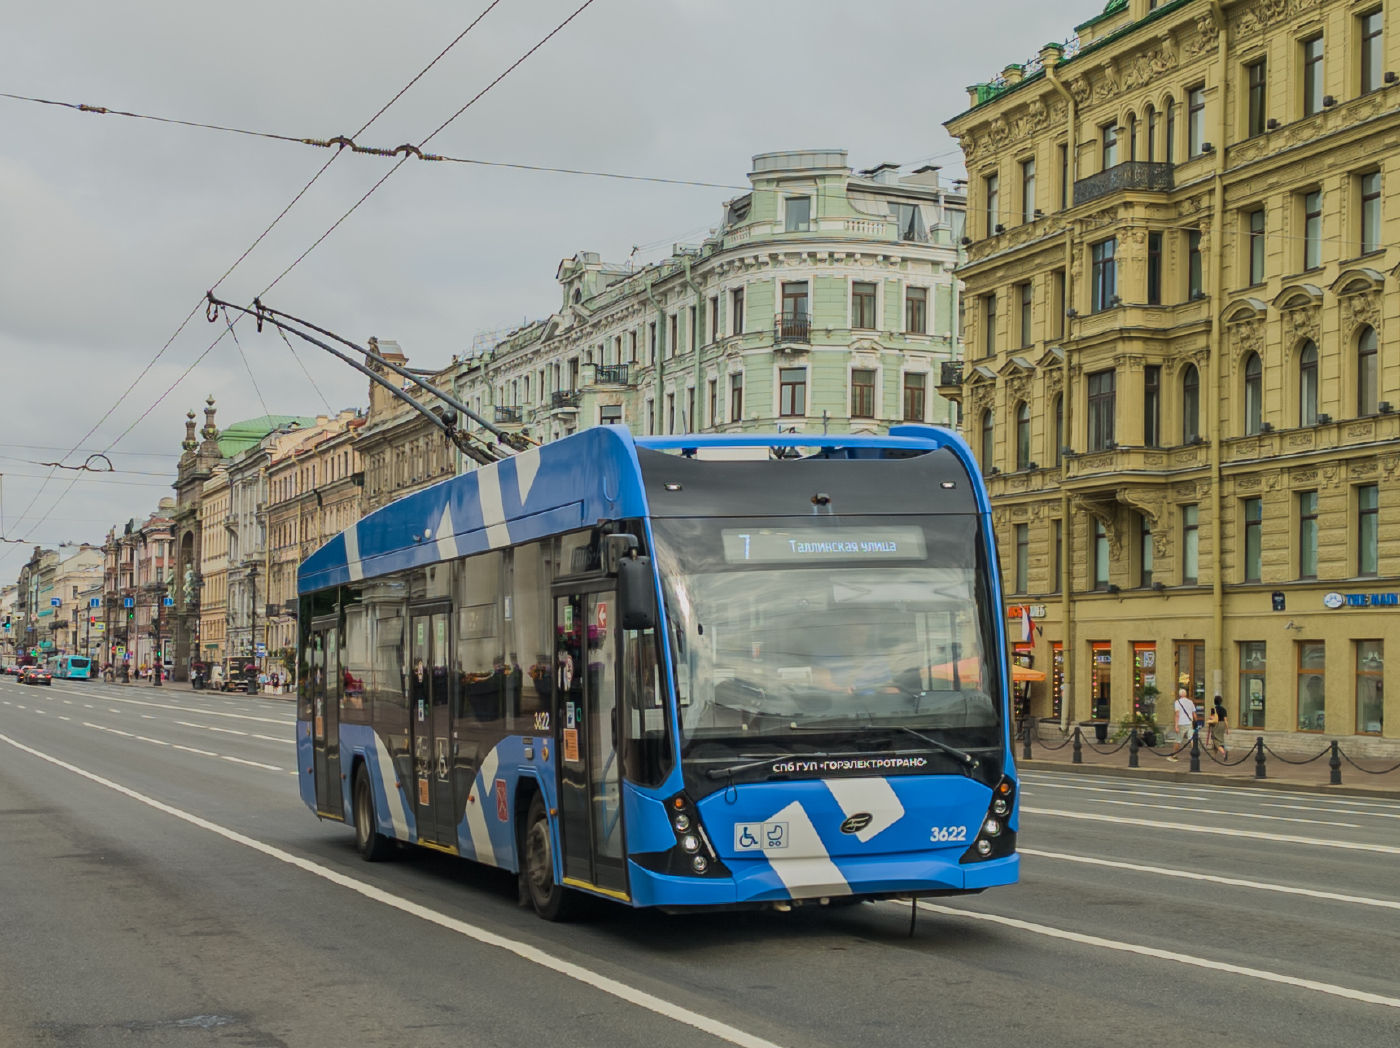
627, 850, 1018, 909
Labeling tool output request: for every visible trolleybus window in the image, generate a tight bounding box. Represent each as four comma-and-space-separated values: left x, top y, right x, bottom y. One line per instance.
652, 515, 1000, 769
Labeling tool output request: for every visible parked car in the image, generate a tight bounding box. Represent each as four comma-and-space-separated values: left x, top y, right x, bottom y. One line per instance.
20, 666, 52, 686
1, 664, 18, 676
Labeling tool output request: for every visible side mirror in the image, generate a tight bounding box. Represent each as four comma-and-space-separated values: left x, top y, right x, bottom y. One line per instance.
618, 556, 658, 631
603, 533, 639, 574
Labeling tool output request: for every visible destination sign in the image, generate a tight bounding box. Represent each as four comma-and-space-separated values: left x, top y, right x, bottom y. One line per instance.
721, 527, 926, 564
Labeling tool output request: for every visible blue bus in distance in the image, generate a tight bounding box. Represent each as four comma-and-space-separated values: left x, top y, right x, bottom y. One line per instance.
296, 425, 1018, 919
51, 655, 93, 680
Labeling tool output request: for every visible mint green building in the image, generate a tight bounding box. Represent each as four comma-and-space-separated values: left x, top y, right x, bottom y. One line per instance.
455, 150, 967, 450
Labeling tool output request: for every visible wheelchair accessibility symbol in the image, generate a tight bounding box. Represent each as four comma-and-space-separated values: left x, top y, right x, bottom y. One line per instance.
734, 821, 788, 851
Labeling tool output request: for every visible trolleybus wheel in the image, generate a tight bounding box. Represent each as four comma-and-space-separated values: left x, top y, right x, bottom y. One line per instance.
353, 765, 392, 862
523, 793, 578, 921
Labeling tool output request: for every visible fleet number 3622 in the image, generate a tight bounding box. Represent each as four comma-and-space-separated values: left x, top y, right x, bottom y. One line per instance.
930, 826, 968, 842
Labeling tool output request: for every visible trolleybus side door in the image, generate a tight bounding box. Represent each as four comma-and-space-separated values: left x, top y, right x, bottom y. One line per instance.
409, 608, 454, 847
311, 621, 343, 817
553, 589, 627, 898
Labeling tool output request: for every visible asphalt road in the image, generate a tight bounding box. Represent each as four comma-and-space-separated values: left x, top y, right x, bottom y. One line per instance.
2, 674, 1398, 1048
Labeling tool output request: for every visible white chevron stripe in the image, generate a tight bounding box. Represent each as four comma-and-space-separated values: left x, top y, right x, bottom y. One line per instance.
373, 734, 408, 840
824, 777, 905, 843
764, 801, 851, 898
345, 524, 364, 582
435, 502, 459, 562
514, 447, 542, 505
464, 746, 501, 865
477, 468, 511, 549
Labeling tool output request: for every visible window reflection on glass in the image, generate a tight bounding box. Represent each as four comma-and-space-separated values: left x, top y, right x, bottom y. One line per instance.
1356, 640, 1384, 735
1297, 641, 1326, 731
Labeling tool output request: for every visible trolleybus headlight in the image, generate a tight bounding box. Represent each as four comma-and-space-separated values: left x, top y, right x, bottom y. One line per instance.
681, 835, 700, 853
975, 839, 993, 856
960, 775, 1018, 864
992, 798, 1010, 816
674, 813, 691, 832
692, 855, 708, 873
983, 818, 1001, 837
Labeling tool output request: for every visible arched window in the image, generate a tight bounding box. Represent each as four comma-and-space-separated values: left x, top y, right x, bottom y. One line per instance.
1299, 341, 1318, 426
980, 409, 995, 474
1182, 364, 1200, 442
1357, 325, 1379, 415
1126, 112, 1139, 161
1243, 352, 1263, 435
1164, 95, 1177, 161
1145, 104, 1158, 162
1015, 401, 1032, 469
1053, 394, 1064, 465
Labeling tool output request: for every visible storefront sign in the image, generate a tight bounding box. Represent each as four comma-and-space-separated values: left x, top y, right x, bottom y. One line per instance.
1005, 604, 1047, 619
1324, 591, 1400, 609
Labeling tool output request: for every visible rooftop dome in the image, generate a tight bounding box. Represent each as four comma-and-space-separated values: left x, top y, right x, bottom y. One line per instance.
217, 415, 316, 458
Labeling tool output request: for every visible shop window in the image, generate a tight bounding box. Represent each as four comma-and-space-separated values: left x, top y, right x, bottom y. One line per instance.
1356, 640, 1384, 735
1239, 641, 1266, 729
1091, 643, 1112, 720
1297, 641, 1327, 731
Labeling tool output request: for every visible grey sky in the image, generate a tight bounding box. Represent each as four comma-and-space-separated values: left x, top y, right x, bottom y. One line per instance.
0, 0, 1074, 573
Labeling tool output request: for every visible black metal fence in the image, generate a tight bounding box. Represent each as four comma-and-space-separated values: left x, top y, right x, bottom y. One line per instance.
775, 313, 810, 344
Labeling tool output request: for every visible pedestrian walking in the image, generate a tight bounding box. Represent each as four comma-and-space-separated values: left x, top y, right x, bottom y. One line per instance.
1168, 687, 1195, 761
1208, 698, 1229, 759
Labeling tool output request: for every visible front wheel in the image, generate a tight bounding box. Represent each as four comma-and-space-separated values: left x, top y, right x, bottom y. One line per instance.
353, 765, 392, 862
522, 793, 580, 921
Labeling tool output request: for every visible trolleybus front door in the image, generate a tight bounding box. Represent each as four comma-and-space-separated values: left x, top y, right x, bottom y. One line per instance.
409, 609, 454, 847
554, 590, 627, 898
311, 623, 343, 818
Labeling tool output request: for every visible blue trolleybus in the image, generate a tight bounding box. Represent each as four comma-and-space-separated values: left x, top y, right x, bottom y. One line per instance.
296, 425, 1018, 918
51, 655, 93, 680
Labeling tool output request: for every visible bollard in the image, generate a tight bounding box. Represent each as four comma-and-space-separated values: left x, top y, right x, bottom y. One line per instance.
1329, 740, 1342, 785
1189, 728, 1201, 773
1254, 736, 1266, 779
1022, 719, 1033, 762
1128, 728, 1140, 769
1072, 725, 1083, 764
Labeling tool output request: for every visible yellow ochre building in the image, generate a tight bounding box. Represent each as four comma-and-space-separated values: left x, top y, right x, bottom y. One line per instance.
944, 0, 1399, 754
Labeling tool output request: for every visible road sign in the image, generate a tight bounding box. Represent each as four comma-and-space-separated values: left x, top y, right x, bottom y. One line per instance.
123, 597, 134, 608
95, 622, 106, 632
163, 597, 175, 607
256, 643, 267, 657
89, 598, 101, 608
50, 598, 61, 607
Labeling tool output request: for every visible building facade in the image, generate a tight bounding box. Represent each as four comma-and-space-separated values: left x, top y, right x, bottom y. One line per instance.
453, 150, 967, 451
198, 467, 230, 669
946, 0, 1400, 752
101, 508, 173, 671
172, 398, 225, 681
265, 410, 364, 674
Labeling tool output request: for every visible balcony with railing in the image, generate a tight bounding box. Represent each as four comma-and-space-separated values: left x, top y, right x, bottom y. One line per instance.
494, 405, 523, 425
774, 313, 810, 345
591, 363, 630, 386
551, 390, 583, 411
1073, 162, 1174, 207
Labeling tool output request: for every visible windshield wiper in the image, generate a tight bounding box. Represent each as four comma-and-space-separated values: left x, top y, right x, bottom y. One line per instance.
874, 725, 980, 772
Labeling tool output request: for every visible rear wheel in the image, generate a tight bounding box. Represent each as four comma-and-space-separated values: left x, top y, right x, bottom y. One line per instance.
522, 793, 579, 921
353, 765, 392, 862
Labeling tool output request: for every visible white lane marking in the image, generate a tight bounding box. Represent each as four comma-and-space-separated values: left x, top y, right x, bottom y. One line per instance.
47, 686, 290, 725
824, 777, 904, 842
108, 709, 122, 714
1022, 772, 1400, 812
63, 700, 71, 704
221, 755, 283, 771
1021, 848, 1400, 911
1260, 801, 1400, 821
58, 716, 70, 722
250, 733, 294, 745
173, 744, 218, 757
142, 714, 154, 719
177, 721, 249, 737
1023, 807, 1400, 854
1021, 790, 1360, 828
914, 901, 1400, 1010
83, 723, 133, 738
136, 736, 169, 746
0, 731, 787, 1048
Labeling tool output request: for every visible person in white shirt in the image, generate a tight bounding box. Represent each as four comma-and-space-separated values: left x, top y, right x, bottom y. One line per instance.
1168, 687, 1196, 762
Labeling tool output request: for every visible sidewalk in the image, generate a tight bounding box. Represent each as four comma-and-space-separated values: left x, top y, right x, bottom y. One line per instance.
1019, 731, 1400, 798
101, 678, 296, 702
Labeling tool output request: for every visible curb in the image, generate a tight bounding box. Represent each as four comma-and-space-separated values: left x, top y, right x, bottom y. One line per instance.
1018, 757, 1400, 800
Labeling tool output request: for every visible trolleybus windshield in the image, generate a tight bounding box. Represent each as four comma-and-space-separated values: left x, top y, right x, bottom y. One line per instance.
650, 514, 1002, 773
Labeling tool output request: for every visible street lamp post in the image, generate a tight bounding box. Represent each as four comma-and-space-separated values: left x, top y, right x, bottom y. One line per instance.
153, 595, 163, 687
248, 564, 259, 694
